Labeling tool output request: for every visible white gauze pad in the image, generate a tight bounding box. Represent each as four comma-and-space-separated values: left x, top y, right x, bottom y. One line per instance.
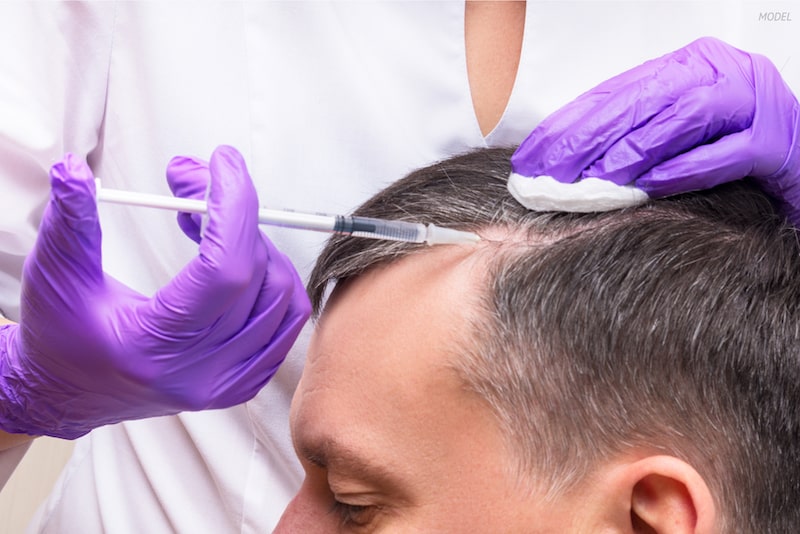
507, 173, 650, 212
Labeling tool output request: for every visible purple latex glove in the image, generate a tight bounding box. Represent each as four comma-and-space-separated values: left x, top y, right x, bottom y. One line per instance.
511, 37, 800, 223
0, 146, 310, 439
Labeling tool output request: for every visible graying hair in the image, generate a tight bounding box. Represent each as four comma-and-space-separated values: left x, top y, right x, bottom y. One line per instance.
307, 147, 800, 532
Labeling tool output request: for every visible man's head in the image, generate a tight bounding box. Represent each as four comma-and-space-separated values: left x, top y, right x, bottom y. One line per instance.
276, 147, 800, 533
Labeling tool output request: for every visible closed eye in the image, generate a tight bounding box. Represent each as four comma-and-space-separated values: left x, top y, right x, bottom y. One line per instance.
330, 499, 379, 528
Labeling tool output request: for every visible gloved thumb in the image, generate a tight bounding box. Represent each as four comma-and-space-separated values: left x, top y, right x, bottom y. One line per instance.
22, 154, 104, 310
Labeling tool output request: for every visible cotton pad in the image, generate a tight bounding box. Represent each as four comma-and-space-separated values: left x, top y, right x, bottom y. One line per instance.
507, 173, 650, 212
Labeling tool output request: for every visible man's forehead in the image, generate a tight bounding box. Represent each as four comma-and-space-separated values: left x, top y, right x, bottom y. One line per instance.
296, 246, 479, 406
292, 242, 489, 448
310, 243, 487, 361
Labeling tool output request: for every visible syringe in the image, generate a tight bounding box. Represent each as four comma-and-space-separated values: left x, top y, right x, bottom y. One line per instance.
94, 180, 481, 246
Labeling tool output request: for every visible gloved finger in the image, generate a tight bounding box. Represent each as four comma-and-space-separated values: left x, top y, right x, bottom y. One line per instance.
23, 155, 104, 308
147, 145, 262, 333
635, 128, 800, 226
512, 37, 734, 182
748, 56, 800, 177
242, 237, 310, 367
167, 156, 210, 199
200, 236, 307, 371
200, 231, 270, 347
203, 307, 309, 409
633, 130, 759, 198
179, 238, 309, 409
206, 293, 309, 409
208, 314, 306, 408
583, 79, 755, 184
166, 156, 210, 243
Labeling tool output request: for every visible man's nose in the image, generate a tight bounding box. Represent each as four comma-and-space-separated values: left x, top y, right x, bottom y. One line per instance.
273, 490, 335, 533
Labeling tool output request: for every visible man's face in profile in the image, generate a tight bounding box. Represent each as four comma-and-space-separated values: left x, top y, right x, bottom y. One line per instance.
274, 244, 585, 532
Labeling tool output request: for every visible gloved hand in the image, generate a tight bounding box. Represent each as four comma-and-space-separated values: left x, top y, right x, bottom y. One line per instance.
510, 37, 800, 223
0, 146, 310, 439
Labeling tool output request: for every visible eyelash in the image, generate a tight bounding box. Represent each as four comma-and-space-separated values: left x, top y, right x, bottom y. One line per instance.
330, 500, 376, 528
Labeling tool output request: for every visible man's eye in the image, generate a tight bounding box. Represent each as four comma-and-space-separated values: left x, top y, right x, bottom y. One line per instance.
330, 499, 378, 527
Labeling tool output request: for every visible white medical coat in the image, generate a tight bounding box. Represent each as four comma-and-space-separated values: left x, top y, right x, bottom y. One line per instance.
0, 2, 796, 532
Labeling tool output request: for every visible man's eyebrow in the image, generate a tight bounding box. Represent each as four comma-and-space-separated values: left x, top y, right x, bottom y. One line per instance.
298, 437, 400, 485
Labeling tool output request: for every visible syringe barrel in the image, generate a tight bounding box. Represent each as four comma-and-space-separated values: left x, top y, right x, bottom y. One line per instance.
334, 216, 427, 243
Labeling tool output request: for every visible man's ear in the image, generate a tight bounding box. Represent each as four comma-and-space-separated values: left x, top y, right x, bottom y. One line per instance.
625, 455, 717, 533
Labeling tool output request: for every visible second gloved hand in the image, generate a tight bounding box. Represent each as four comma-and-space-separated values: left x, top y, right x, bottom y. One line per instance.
0, 146, 310, 439
510, 37, 800, 224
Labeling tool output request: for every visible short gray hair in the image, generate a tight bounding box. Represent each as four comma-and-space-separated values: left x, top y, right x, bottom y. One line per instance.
308, 147, 800, 532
